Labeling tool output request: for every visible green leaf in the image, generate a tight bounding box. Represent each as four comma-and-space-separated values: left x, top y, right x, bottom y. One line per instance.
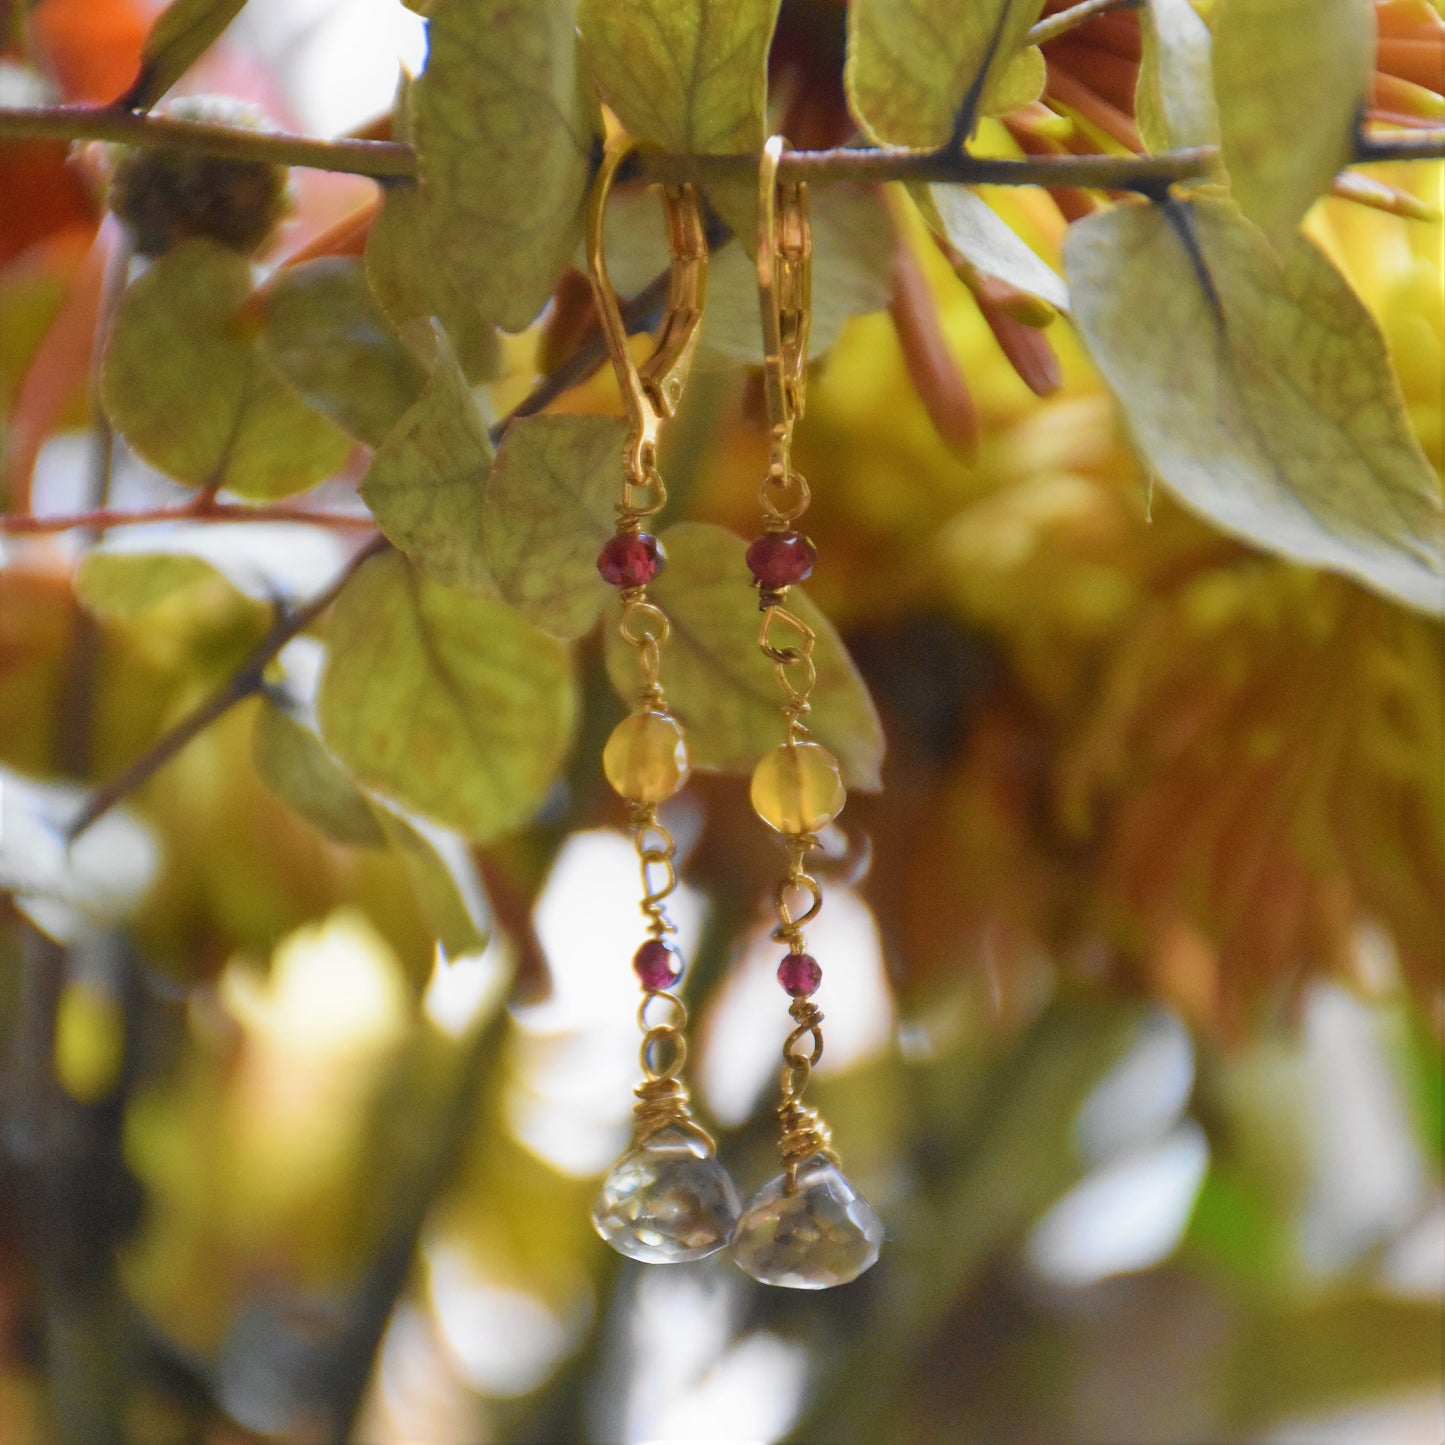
359, 327, 495, 595
74, 522, 351, 619
366, 181, 501, 385
0, 767, 160, 943
253, 639, 388, 847
697, 186, 895, 364
101, 239, 350, 498
923, 185, 1069, 312
603, 522, 885, 789
1136, 0, 1220, 154
1065, 197, 1445, 615
577, 0, 781, 153
411, 0, 594, 332
846, 0, 1048, 147
483, 413, 624, 641
120, 0, 248, 109
371, 805, 491, 959
317, 551, 577, 841
1213, 0, 1374, 242
260, 258, 428, 448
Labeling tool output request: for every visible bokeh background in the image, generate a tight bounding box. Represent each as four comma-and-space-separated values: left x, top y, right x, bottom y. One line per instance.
1, 1, 1442, 1442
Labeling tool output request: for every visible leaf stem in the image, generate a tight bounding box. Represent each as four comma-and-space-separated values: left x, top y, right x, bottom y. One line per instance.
1, 499, 379, 535
1027, 0, 1142, 49
65, 533, 389, 841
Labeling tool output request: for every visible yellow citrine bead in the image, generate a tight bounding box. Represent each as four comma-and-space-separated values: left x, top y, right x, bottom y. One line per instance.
750, 742, 846, 835
604, 711, 691, 803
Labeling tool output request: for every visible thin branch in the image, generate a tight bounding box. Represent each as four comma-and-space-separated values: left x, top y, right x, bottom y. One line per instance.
66, 534, 388, 841
0, 105, 415, 178
1028, 0, 1142, 48
1356, 127, 1445, 163
1, 499, 378, 535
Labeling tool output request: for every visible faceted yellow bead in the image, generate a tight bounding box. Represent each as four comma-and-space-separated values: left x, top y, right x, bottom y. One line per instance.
604, 711, 690, 803
750, 742, 846, 835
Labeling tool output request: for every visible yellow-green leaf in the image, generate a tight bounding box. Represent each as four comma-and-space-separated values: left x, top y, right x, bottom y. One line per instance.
371, 805, 491, 959
120, 0, 248, 109
1065, 198, 1445, 615
101, 239, 349, 497
846, 0, 1048, 147
359, 327, 495, 595
317, 552, 577, 841
577, 0, 781, 154
366, 181, 501, 385
411, 0, 594, 332
1136, 0, 1219, 154
697, 187, 895, 364
1213, 0, 1374, 241
260, 258, 427, 447
603, 522, 885, 788
483, 413, 625, 641
924, 186, 1069, 312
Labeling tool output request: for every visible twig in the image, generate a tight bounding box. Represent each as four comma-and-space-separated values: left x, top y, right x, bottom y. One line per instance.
1355, 127, 1445, 163
1, 499, 378, 535
66, 533, 388, 840
0, 105, 414, 177
1028, 0, 1142, 48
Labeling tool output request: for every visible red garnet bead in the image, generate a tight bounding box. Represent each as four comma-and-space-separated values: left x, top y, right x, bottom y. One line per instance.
598, 532, 664, 588
633, 939, 683, 991
746, 531, 817, 588
777, 951, 822, 997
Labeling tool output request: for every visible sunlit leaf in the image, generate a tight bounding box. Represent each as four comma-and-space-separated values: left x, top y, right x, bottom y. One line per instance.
1213, 0, 1374, 241
604, 522, 885, 788
698, 187, 895, 363
359, 327, 495, 595
846, 0, 1048, 146
365, 181, 501, 385
1136, 0, 1220, 154
260, 258, 427, 448
1065, 197, 1445, 614
923, 186, 1069, 312
120, 0, 248, 109
0, 766, 161, 942
74, 522, 351, 619
578, 0, 780, 153
483, 413, 624, 641
411, 0, 594, 332
317, 551, 576, 841
101, 239, 350, 497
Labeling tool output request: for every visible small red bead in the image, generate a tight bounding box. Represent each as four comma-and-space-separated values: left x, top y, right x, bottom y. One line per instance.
598, 532, 664, 588
777, 951, 822, 997
633, 939, 683, 991
746, 531, 816, 588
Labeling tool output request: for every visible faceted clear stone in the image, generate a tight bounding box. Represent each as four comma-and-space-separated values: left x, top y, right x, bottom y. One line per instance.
729, 1154, 883, 1289
592, 1127, 740, 1263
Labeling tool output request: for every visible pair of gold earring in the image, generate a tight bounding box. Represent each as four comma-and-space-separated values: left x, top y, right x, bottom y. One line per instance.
584, 135, 882, 1292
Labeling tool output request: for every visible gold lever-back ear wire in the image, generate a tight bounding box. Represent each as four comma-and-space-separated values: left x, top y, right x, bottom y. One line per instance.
728, 137, 884, 1291
586, 136, 740, 1266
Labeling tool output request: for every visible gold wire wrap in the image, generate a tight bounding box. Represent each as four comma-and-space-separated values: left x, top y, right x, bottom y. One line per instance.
755, 138, 847, 1193
587, 134, 717, 1162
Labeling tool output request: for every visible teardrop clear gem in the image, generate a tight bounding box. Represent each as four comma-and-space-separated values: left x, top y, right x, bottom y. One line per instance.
592, 1127, 740, 1263
729, 1154, 883, 1288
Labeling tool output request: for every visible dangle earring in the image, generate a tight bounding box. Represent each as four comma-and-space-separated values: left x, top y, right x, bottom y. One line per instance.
585, 137, 741, 1264
728, 138, 884, 1290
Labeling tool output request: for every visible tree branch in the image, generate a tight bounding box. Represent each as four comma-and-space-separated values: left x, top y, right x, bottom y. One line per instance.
1, 499, 378, 535
2, 104, 1440, 193
1028, 0, 1142, 48
66, 534, 388, 841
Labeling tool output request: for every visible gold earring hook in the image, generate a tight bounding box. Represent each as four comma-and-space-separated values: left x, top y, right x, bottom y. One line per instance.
586, 134, 707, 516
757, 135, 812, 489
